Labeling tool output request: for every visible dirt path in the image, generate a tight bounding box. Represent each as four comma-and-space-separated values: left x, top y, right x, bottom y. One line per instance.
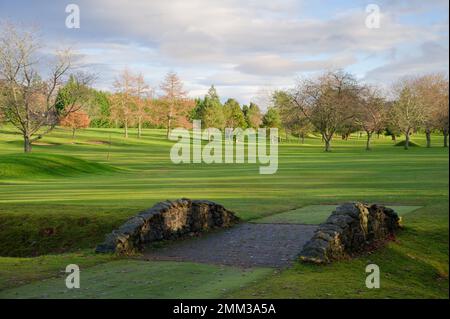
142, 223, 317, 268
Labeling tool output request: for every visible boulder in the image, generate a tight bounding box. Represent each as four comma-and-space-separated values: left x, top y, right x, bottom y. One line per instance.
299, 202, 401, 264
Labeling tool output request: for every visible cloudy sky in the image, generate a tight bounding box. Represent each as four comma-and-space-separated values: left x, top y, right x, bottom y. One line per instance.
0, 0, 448, 107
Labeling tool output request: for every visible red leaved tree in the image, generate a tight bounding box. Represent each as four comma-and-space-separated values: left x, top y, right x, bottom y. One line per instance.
60, 110, 90, 140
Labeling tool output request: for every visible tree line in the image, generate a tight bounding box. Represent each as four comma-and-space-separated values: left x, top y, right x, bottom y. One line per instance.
0, 22, 266, 152
0, 23, 448, 153
283, 70, 449, 151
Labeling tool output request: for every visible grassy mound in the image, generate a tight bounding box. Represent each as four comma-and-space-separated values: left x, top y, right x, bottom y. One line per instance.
0, 153, 117, 179
395, 140, 421, 147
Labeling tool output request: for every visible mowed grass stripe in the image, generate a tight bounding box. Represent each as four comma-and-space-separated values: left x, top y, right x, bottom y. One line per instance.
0, 260, 272, 299
0, 126, 447, 298
252, 205, 423, 225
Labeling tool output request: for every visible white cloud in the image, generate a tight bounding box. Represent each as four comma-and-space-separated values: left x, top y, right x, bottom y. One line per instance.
1, 0, 447, 104
365, 41, 449, 84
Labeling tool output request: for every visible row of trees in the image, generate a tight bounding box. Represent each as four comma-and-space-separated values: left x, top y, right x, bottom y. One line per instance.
0, 23, 198, 150
0, 20, 262, 149
191, 85, 263, 131
108, 70, 195, 139
107, 71, 265, 139
271, 70, 448, 151
1, 24, 448, 153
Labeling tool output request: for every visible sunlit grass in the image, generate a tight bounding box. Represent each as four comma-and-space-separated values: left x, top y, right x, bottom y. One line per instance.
252, 205, 423, 225
0, 126, 447, 298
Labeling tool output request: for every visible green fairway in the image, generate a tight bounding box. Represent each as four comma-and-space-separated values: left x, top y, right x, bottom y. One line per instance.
0, 126, 448, 298
0, 260, 272, 299
253, 205, 423, 225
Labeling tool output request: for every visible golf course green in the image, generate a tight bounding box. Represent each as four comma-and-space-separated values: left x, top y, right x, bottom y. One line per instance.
0, 126, 448, 298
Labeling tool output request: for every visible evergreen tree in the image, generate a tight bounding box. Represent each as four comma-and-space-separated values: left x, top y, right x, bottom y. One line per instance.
192, 86, 224, 129
246, 102, 262, 129
262, 107, 281, 129
223, 98, 246, 128
207, 85, 220, 103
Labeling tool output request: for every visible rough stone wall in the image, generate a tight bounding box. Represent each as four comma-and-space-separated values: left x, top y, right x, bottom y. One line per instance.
299, 202, 401, 264
96, 199, 239, 254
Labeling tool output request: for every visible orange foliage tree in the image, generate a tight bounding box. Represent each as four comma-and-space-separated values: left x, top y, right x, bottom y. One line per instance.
60, 110, 91, 140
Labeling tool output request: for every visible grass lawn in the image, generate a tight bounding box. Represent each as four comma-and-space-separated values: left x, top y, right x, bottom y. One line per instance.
0, 260, 272, 299
253, 205, 423, 225
0, 126, 448, 298
0, 250, 117, 291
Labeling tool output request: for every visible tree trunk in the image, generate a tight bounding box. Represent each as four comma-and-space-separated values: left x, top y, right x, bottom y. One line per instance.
124, 120, 128, 138
24, 135, 32, 153
325, 139, 331, 152
366, 132, 372, 151
425, 128, 431, 148
404, 130, 410, 150
72, 128, 76, 140
138, 119, 142, 138
443, 128, 448, 148
166, 117, 172, 138
166, 103, 173, 138
301, 134, 305, 144
391, 135, 396, 141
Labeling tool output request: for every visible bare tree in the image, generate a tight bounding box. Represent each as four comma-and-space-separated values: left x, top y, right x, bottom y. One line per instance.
160, 71, 187, 138
110, 69, 136, 138
355, 86, 387, 150
436, 90, 449, 147
414, 74, 449, 148
134, 73, 152, 138
390, 78, 426, 150
0, 22, 91, 152
292, 70, 360, 151
0, 79, 5, 125
110, 70, 153, 138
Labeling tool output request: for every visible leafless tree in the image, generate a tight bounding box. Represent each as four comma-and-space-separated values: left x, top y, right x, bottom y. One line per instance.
292, 70, 360, 151
413, 74, 449, 148
0, 22, 91, 152
110, 69, 136, 138
355, 86, 387, 150
436, 92, 449, 147
134, 73, 152, 138
390, 77, 426, 150
160, 71, 187, 138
